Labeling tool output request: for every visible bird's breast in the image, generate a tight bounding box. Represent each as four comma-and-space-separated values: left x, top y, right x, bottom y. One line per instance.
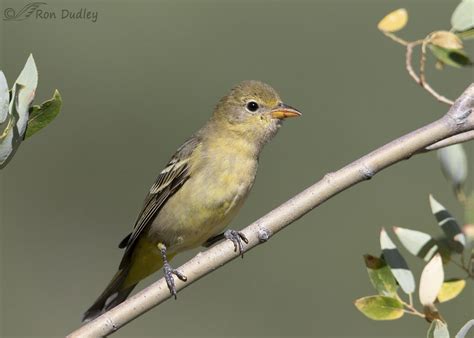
152, 144, 258, 252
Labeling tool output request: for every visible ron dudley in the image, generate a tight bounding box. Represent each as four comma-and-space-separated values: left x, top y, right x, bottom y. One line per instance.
61, 8, 98, 23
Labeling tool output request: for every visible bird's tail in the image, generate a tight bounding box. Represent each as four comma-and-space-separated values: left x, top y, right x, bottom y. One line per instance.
82, 267, 136, 323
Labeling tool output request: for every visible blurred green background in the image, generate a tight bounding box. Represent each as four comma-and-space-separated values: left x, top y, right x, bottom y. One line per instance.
0, 0, 472, 337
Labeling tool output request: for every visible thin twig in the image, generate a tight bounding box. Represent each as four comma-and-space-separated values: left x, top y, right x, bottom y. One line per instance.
402, 301, 426, 319
68, 84, 474, 337
451, 259, 474, 280
419, 39, 429, 86
383, 31, 410, 46
403, 309, 426, 319
405, 43, 455, 106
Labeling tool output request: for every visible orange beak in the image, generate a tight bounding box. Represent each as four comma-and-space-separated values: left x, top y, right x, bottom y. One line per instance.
270, 103, 302, 119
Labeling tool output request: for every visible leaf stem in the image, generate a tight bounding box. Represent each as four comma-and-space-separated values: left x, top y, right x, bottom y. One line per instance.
451, 259, 474, 280
400, 293, 425, 318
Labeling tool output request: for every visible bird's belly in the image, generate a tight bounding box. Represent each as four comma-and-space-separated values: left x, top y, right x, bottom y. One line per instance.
150, 160, 257, 252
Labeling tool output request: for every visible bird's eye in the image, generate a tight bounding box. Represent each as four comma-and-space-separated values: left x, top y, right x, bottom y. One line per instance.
246, 101, 259, 112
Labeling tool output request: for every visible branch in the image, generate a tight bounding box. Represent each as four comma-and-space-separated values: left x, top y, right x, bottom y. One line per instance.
422, 130, 474, 152
68, 84, 474, 337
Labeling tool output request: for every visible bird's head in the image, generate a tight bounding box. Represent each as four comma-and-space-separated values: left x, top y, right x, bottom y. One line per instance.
212, 80, 301, 147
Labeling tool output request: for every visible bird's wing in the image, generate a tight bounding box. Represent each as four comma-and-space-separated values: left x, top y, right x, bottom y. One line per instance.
118, 136, 199, 268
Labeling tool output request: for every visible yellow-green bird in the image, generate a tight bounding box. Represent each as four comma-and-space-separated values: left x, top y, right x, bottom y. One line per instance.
83, 80, 301, 321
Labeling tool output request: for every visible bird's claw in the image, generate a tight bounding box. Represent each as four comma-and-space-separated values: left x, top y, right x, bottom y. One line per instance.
224, 229, 249, 258
159, 243, 187, 299
163, 261, 187, 299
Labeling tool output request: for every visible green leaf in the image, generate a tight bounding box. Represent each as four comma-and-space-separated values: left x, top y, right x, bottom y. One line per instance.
428, 319, 450, 338
25, 90, 62, 139
428, 45, 472, 68
380, 228, 416, 294
363, 255, 398, 296
437, 278, 466, 303
354, 295, 404, 320
451, 0, 474, 32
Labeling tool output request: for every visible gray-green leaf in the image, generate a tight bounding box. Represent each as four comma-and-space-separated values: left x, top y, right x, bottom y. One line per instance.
437, 144, 468, 192
428, 319, 450, 338
0, 84, 22, 168
380, 228, 416, 294
25, 90, 62, 139
429, 195, 465, 251
394, 227, 438, 261
0, 71, 8, 125
13, 53, 38, 137
451, 0, 474, 32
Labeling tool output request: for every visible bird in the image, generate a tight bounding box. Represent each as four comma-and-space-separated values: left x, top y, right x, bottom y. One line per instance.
83, 80, 301, 322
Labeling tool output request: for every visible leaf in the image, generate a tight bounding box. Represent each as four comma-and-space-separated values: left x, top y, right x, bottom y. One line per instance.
354, 295, 404, 320
377, 8, 408, 32
429, 45, 472, 68
12, 53, 38, 137
430, 31, 463, 50
451, 0, 474, 32
437, 279, 466, 303
394, 227, 438, 261
437, 144, 468, 192
456, 28, 474, 40
380, 228, 415, 294
363, 255, 398, 296
455, 319, 474, 338
0, 84, 22, 168
429, 195, 465, 251
419, 254, 444, 306
428, 319, 450, 338
25, 90, 62, 139
1, 55, 40, 169
0, 71, 8, 125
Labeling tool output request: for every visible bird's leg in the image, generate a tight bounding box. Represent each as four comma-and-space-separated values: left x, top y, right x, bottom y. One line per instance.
157, 243, 187, 299
203, 230, 249, 258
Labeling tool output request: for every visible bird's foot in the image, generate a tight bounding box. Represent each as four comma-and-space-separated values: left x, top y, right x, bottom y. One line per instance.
224, 229, 249, 258
163, 261, 187, 299
158, 243, 187, 299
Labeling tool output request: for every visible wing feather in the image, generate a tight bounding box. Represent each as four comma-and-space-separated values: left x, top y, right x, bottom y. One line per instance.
118, 137, 198, 267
